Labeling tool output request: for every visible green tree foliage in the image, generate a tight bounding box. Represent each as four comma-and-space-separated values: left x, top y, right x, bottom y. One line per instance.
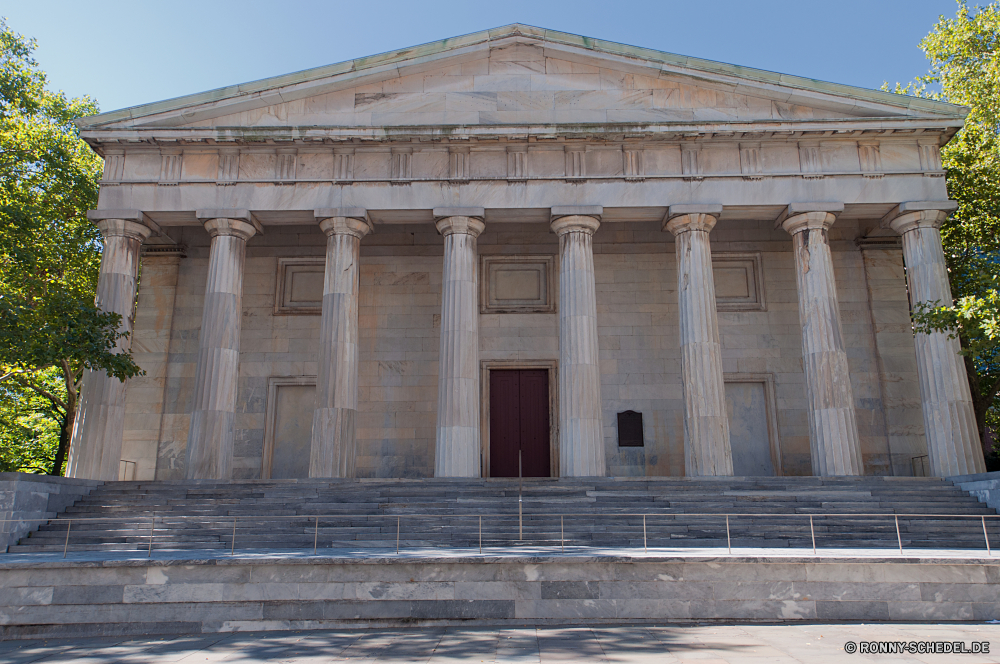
891, 1, 1000, 455
0, 19, 143, 476
0, 368, 63, 473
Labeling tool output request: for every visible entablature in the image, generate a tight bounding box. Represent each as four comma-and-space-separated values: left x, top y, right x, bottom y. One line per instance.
91, 125, 947, 188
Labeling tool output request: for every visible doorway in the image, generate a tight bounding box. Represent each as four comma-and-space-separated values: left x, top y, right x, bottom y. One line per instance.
724, 374, 782, 476
489, 369, 551, 477
262, 377, 316, 479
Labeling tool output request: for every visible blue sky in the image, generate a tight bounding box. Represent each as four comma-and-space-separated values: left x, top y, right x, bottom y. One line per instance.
5, 0, 965, 113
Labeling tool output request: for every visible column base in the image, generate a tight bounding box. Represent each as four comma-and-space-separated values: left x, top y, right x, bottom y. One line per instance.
925, 400, 987, 477
435, 427, 480, 478
559, 418, 606, 477
809, 407, 864, 476
309, 407, 357, 478
67, 371, 127, 481
684, 415, 734, 476
185, 410, 234, 480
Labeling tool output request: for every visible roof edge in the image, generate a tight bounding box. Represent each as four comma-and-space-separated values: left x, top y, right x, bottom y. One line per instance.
76, 23, 968, 128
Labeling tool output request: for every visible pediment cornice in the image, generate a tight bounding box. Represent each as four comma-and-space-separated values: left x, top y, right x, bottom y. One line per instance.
82, 119, 956, 155
77, 24, 967, 137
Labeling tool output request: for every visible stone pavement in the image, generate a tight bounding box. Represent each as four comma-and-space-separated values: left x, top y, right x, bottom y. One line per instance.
2, 623, 999, 663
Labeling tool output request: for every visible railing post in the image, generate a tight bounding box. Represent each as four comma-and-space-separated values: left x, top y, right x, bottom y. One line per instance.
518, 450, 523, 543
983, 516, 992, 555
231, 516, 237, 556
147, 515, 155, 558
62, 520, 71, 559
725, 515, 731, 555
518, 500, 523, 543
479, 515, 482, 555
313, 516, 319, 555
561, 515, 564, 553
396, 516, 400, 555
894, 514, 902, 555
643, 514, 647, 554
809, 515, 816, 556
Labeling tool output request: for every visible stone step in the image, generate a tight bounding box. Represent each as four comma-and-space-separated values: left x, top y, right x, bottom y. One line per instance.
11, 476, 998, 554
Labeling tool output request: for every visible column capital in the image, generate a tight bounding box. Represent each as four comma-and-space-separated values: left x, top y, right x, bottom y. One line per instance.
197, 209, 263, 239
664, 205, 723, 235
551, 205, 602, 221
775, 202, 844, 235
319, 217, 372, 239
93, 219, 154, 243
881, 201, 957, 235
433, 207, 485, 220
317, 208, 372, 239
202, 218, 258, 241
435, 215, 485, 238
550, 215, 600, 236
87, 209, 160, 237
316, 207, 369, 223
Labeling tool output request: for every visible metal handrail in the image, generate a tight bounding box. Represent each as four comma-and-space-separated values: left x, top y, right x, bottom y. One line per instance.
4, 511, 997, 522
2, 511, 997, 560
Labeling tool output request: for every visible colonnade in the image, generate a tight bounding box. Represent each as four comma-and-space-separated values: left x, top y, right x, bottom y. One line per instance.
68, 202, 985, 481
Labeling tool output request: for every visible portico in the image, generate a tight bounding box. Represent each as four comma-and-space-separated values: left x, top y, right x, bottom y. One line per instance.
68, 25, 985, 482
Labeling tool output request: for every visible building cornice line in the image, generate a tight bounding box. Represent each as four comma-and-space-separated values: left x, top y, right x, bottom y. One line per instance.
80, 120, 960, 154
97, 170, 944, 188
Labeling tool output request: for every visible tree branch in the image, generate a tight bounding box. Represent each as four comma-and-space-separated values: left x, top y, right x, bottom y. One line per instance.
15, 375, 67, 413
0, 364, 53, 384
61, 359, 78, 402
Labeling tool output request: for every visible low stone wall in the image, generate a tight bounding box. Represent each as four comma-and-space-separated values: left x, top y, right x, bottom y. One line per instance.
0, 553, 997, 638
950, 471, 1000, 512
0, 473, 102, 552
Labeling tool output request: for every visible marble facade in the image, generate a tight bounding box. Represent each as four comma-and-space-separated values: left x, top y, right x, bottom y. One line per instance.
69, 25, 984, 481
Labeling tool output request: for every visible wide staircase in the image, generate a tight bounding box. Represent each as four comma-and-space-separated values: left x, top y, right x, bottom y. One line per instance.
9, 476, 1000, 554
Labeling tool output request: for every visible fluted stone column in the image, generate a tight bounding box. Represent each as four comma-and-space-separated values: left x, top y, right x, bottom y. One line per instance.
310, 209, 371, 478
664, 205, 734, 476
884, 201, 985, 477
67, 211, 154, 480
434, 208, 485, 477
778, 203, 863, 476
185, 211, 259, 480
551, 206, 606, 477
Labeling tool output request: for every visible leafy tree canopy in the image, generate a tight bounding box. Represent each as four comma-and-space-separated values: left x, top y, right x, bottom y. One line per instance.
889, 1, 1000, 454
0, 18, 143, 476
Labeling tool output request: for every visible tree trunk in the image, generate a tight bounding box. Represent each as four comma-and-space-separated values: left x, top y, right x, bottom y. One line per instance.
50, 361, 80, 477
960, 339, 991, 454
50, 409, 72, 476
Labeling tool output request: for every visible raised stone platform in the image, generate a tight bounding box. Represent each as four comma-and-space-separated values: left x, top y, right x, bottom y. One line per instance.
0, 547, 998, 638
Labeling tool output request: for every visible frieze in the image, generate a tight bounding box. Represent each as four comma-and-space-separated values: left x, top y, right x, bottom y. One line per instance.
95, 136, 945, 186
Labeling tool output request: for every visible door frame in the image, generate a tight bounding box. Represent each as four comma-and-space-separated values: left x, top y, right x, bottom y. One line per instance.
261, 375, 317, 480
480, 360, 559, 478
723, 372, 783, 476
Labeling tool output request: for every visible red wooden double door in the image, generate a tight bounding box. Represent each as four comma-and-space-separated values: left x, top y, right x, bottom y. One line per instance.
489, 369, 551, 477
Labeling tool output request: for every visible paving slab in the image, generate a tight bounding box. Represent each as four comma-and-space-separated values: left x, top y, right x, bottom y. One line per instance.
2, 624, 999, 663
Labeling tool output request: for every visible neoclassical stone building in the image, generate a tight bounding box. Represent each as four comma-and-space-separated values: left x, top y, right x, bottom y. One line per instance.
67, 25, 986, 483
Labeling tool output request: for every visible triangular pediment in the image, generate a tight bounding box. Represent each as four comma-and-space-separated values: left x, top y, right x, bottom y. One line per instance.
78, 25, 966, 133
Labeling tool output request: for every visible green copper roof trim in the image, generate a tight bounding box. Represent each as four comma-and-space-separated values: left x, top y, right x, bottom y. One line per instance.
78, 23, 967, 128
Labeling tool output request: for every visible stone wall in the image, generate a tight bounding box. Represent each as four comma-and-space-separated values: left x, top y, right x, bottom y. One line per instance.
0, 473, 101, 551
122, 216, 927, 479
0, 553, 996, 637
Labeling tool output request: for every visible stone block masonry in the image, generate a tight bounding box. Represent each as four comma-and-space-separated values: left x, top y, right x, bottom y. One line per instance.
0, 553, 997, 637
0, 474, 101, 552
